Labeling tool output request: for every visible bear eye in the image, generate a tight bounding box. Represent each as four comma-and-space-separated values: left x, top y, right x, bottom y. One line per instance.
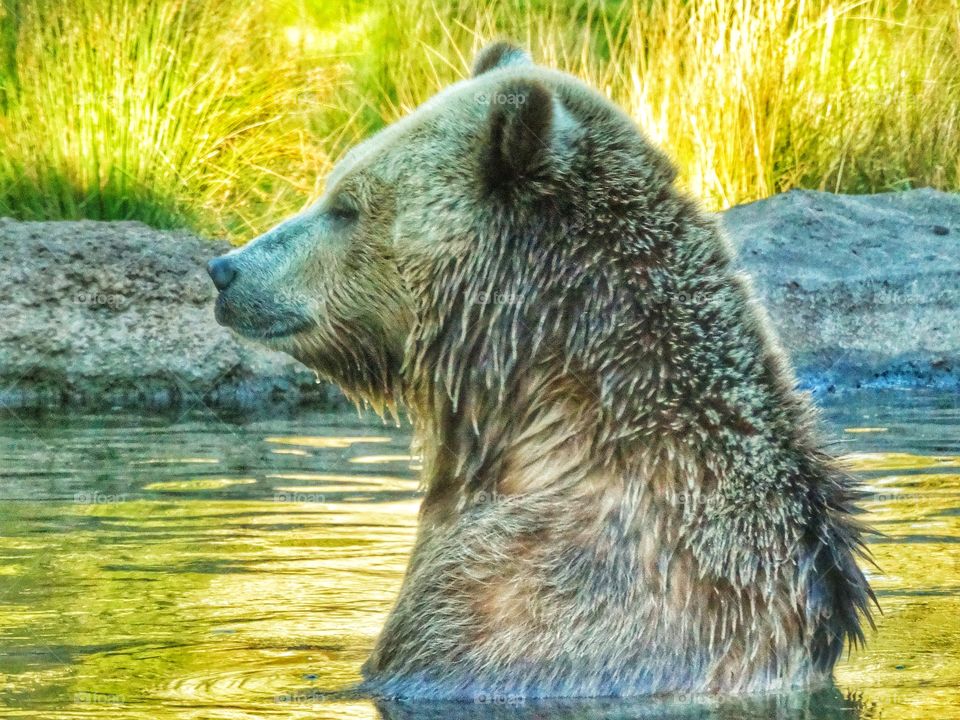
328, 197, 359, 223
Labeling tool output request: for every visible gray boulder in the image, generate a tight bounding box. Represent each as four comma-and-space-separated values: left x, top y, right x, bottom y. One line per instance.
725, 189, 960, 393
0, 219, 330, 410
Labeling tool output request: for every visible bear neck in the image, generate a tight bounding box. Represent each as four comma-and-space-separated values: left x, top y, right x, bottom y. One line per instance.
401, 205, 834, 589
407, 363, 601, 518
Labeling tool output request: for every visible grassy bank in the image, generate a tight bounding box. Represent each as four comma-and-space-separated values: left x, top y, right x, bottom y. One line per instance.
1, 0, 958, 241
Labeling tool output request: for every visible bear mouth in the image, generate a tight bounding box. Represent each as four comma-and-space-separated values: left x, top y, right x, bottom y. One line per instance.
214, 294, 314, 341
258, 318, 314, 340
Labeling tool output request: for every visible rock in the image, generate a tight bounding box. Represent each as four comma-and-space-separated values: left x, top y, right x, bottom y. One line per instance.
1, 188, 957, 409
724, 188, 960, 394
0, 219, 338, 410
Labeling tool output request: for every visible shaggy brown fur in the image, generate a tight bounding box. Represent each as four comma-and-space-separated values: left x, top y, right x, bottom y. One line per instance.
208, 42, 875, 700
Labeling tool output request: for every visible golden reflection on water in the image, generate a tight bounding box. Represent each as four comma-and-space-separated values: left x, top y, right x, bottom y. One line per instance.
142, 477, 258, 491
271, 448, 311, 457
833, 450, 960, 720
839, 452, 960, 471
265, 436, 393, 449
0, 401, 958, 720
348, 455, 419, 465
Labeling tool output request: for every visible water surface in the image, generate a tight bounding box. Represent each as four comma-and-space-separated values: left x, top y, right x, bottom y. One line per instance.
0, 392, 958, 719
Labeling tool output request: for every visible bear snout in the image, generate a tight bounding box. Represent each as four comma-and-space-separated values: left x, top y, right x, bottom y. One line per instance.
207, 255, 238, 292
207, 254, 314, 341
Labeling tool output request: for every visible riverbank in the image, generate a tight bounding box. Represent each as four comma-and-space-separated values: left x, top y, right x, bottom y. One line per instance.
1, 188, 957, 410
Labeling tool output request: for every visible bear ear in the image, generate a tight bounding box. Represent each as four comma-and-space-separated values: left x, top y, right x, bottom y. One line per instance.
472, 41, 532, 77
482, 79, 554, 189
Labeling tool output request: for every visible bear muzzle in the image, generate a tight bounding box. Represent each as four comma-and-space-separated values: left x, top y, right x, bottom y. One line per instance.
207, 253, 314, 341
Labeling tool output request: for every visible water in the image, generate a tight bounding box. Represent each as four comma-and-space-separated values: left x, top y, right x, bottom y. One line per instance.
0, 392, 958, 720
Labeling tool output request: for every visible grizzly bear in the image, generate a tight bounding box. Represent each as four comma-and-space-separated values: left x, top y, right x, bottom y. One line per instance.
207, 42, 875, 699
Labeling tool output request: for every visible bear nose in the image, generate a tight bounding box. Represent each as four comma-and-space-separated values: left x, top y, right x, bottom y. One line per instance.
207, 256, 237, 291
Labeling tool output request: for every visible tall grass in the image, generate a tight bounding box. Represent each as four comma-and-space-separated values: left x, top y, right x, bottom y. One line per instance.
0, 0, 363, 235
0, 0, 958, 239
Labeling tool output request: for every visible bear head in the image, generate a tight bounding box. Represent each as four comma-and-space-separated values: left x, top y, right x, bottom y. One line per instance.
208, 42, 680, 416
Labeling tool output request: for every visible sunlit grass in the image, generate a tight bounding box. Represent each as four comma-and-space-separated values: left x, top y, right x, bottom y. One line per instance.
0, 0, 365, 237
1, 0, 958, 240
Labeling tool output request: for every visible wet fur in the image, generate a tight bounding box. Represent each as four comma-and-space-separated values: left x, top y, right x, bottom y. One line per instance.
218, 44, 875, 699
362, 54, 875, 699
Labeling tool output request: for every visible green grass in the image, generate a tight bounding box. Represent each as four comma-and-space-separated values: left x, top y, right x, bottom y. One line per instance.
1, 0, 958, 241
